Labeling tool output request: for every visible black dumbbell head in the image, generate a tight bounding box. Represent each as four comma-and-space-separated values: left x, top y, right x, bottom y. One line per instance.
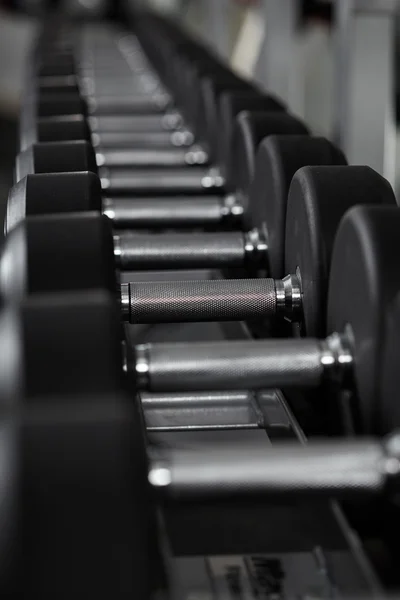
22, 389, 153, 598
218, 90, 286, 175
36, 74, 79, 94
22, 291, 124, 398
380, 293, 400, 435
327, 205, 400, 435
285, 166, 396, 338
0, 305, 23, 407
20, 114, 90, 151
0, 212, 116, 299
37, 54, 76, 77
0, 291, 124, 401
248, 136, 347, 278
229, 111, 309, 195
36, 91, 86, 117
15, 141, 97, 182
6, 172, 102, 234
197, 77, 255, 154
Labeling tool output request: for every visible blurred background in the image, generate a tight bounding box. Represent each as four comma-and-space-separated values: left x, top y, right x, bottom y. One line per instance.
0, 0, 399, 222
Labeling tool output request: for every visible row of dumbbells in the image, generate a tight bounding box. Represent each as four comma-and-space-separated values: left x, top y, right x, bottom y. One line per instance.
3, 11, 400, 599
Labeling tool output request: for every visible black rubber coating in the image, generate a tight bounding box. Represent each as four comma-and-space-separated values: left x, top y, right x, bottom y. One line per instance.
127, 279, 276, 324
285, 166, 395, 338
16, 141, 97, 181
24, 212, 116, 294
33, 140, 97, 174
37, 92, 86, 117
22, 291, 123, 396
141, 338, 323, 392
102, 167, 224, 195
381, 293, 400, 433
36, 114, 90, 143
23, 393, 153, 598
107, 195, 225, 229
198, 78, 254, 157
6, 172, 102, 233
218, 90, 286, 175
37, 58, 75, 77
229, 111, 309, 196
20, 99, 86, 151
117, 231, 246, 270
186, 65, 243, 133
327, 205, 400, 435
248, 136, 347, 278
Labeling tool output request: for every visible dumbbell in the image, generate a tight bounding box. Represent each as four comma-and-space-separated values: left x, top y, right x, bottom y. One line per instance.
25, 83, 284, 162
22, 71, 203, 163
25, 49, 180, 145
0, 293, 375, 600
5, 132, 348, 323
7, 135, 350, 316
149, 295, 400, 509
29, 22, 230, 135
1, 213, 397, 592
23, 62, 284, 171
29, 22, 287, 170
12, 112, 310, 228
32, 27, 170, 111
26, 38, 288, 165
129, 204, 400, 438
2, 293, 398, 598
21, 87, 209, 170
3, 206, 400, 489
27, 22, 286, 171
0, 294, 398, 598
2, 166, 394, 342
7, 130, 340, 239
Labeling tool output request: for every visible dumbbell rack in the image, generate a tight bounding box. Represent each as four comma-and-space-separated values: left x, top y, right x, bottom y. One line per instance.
6, 5, 400, 600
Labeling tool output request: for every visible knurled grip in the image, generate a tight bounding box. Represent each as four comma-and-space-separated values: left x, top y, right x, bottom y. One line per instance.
104, 196, 226, 228
116, 231, 246, 270
124, 279, 277, 324
136, 338, 324, 391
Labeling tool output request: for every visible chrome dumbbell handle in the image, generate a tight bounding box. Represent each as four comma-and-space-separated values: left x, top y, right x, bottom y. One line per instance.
133, 338, 325, 392
131, 333, 352, 393
103, 193, 242, 229
87, 112, 184, 133
114, 229, 267, 271
96, 145, 208, 168
100, 166, 225, 195
91, 129, 194, 148
148, 435, 400, 501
